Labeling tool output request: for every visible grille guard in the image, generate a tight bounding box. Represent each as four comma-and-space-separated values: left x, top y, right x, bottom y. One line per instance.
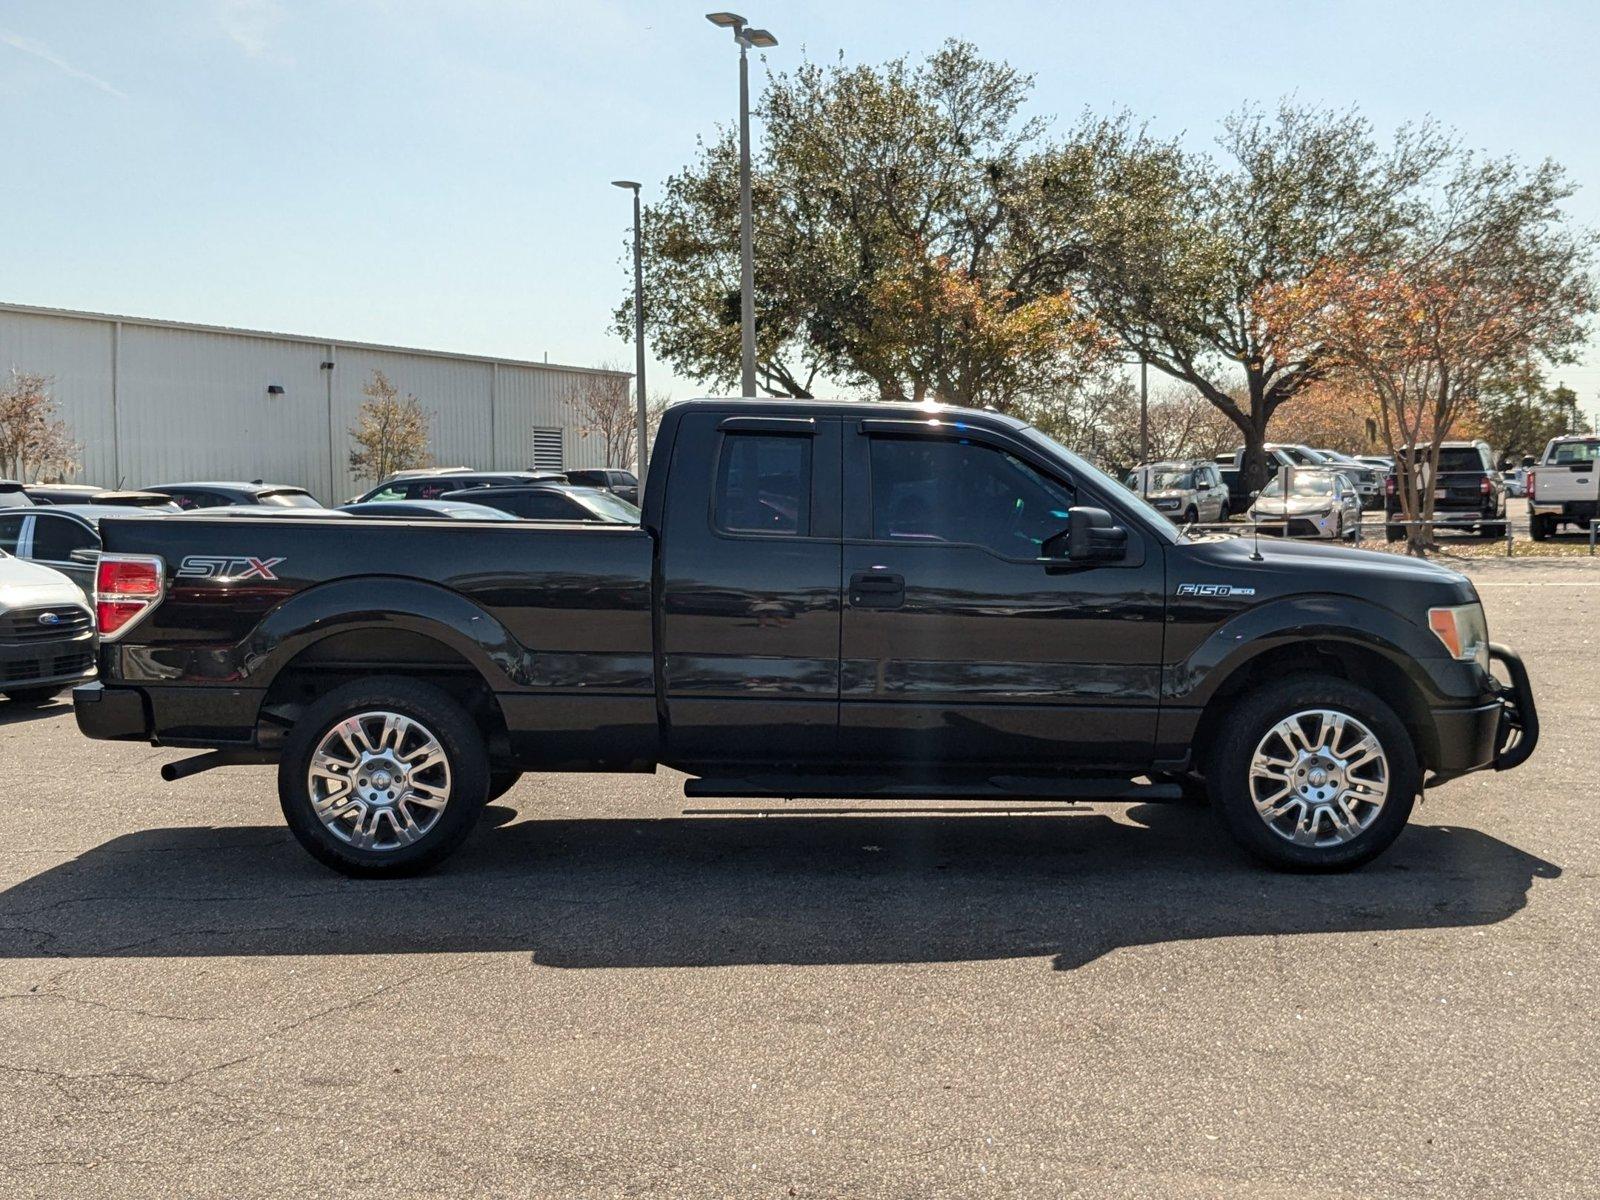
1489, 643, 1539, 771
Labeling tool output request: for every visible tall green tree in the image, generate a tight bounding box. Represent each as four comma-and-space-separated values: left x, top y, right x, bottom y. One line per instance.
620, 40, 1110, 410
1073, 103, 1451, 488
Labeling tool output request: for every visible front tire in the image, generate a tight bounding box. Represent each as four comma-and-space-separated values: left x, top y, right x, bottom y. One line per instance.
1206, 677, 1418, 872
279, 677, 490, 877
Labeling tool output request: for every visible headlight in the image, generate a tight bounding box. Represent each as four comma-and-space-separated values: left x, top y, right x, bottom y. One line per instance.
1428, 603, 1490, 670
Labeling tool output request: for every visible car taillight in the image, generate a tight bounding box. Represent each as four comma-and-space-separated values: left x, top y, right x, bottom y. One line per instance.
95, 554, 165, 640
1528, 470, 1536, 500
1385, 475, 1396, 496
1480, 477, 1491, 495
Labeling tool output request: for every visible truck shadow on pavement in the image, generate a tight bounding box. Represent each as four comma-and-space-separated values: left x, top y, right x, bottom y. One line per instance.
0, 801, 1559, 971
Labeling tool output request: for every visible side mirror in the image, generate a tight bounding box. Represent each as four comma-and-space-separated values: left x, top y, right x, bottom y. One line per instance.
1044, 506, 1128, 562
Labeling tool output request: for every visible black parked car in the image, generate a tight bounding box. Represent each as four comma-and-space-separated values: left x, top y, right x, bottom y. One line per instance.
354, 470, 567, 504
564, 468, 639, 505
436, 483, 640, 523
146, 481, 322, 510
1384, 441, 1507, 540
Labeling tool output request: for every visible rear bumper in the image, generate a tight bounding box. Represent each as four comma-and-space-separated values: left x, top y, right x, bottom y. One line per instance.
1428, 644, 1538, 783
74, 681, 261, 746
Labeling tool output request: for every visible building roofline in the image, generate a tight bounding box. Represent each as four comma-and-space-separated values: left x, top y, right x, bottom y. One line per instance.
0, 301, 630, 379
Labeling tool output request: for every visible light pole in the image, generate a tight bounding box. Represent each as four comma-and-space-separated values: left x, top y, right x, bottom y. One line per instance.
706, 12, 777, 397
612, 180, 650, 483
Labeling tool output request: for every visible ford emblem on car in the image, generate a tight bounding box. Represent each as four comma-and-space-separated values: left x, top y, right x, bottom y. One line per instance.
37, 611, 62, 626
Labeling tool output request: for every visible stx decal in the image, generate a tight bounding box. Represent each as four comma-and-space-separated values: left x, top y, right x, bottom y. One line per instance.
1175, 583, 1256, 598
176, 555, 286, 582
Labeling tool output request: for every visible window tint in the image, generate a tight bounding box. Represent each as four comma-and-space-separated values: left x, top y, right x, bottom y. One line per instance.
714, 434, 811, 535
31, 515, 98, 561
1551, 441, 1599, 464
869, 438, 1075, 556
259, 490, 319, 508
511, 493, 583, 520
1436, 447, 1488, 473
0, 514, 23, 553
366, 486, 405, 502
405, 480, 466, 500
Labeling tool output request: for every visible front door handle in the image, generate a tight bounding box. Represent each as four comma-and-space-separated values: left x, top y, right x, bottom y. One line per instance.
849, 571, 905, 609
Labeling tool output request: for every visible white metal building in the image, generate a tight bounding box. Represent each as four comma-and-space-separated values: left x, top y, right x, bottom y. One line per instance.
0, 302, 628, 503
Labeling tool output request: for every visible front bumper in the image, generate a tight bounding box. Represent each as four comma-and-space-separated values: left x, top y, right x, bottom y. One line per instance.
1, 637, 96, 692
1428, 644, 1538, 783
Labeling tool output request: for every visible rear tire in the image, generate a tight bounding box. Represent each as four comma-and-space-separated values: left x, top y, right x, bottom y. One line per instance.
1385, 523, 1404, 542
279, 676, 490, 878
1184, 506, 1199, 526
1483, 521, 1506, 539
1218, 502, 1230, 522
1206, 676, 1418, 872
1530, 515, 1551, 542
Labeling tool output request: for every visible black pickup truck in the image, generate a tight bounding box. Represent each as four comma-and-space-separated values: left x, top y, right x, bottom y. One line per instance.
75, 400, 1537, 877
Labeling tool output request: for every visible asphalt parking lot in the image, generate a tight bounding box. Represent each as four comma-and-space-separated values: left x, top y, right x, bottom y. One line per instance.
2, 558, 1596, 1199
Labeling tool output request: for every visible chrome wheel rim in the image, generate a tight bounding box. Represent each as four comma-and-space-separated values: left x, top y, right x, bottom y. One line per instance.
1249, 709, 1389, 847
306, 711, 451, 851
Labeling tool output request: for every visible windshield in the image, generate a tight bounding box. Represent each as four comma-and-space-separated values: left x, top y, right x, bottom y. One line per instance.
1019, 426, 1180, 543
575, 490, 642, 523
1141, 469, 1193, 491
1261, 472, 1337, 498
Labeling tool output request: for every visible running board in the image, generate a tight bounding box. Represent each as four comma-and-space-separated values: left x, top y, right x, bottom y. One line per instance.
682, 774, 1182, 803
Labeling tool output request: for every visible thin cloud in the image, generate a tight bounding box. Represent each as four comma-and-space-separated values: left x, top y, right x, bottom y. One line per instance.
0, 29, 127, 99
215, 0, 286, 59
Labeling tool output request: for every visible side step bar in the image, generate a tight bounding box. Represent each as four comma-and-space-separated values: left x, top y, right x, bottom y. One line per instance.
683, 774, 1183, 804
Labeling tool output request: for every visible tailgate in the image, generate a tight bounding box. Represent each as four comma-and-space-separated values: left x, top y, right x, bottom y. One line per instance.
1536, 461, 1598, 501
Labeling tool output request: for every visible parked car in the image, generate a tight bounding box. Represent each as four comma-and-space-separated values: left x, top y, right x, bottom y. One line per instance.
75, 398, 1537, 878
1383, 441, 1507, 541
0, 481, 35, 509
1123, 461, 1230, 525
1247, 467, 1363, 540
353, 470, 567, 504
0, 548, 95, 703
0, 504, 173, 597
1307, 450, 1385, 509
1355, 455, 1395, 471
145, 481, 322, 510
24, 485, 177, 508
1527, 436, 1599, 540
337, 500, 521, 522
437, 484, 641, 523
564, 468, 640, 505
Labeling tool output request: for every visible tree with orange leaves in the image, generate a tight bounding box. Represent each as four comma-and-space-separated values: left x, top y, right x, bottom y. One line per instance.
1269, 156, 1595, 553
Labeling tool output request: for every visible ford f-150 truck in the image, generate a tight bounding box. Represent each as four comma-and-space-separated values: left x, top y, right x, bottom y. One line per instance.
1527, 435, 1599, 539
74, 400, 1538, 877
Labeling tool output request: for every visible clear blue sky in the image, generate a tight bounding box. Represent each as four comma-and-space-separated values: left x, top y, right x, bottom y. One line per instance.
4, 1, 1598, 420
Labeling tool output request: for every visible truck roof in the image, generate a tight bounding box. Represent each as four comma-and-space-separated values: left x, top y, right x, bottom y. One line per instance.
673, 396, 1031, 430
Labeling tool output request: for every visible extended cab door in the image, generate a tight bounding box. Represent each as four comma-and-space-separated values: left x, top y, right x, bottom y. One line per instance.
656, 412, 843, 767
838, 421, 1165, 769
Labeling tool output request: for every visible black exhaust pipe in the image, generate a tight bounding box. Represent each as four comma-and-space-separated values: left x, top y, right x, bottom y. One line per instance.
159, 749, 273, 782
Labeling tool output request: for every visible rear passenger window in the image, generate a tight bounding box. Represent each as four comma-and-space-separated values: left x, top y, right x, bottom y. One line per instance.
714, 434, 811, 536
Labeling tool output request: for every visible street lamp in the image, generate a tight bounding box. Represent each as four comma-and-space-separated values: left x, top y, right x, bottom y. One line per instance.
612, 180, 650, 483
706, 12, 777, 397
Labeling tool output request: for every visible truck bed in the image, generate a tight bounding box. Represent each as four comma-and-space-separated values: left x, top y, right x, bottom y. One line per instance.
94, 512, 659, 763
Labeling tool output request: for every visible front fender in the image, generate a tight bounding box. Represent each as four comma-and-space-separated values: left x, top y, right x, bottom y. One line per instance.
1168, 594, 1476, 709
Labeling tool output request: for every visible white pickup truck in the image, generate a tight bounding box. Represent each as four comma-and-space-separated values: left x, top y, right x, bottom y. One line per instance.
1528, 436, 1599, 540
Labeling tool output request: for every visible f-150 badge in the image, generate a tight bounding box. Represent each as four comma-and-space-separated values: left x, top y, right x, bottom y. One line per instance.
176, 555, 285, 581
1176, 583, 1256, 597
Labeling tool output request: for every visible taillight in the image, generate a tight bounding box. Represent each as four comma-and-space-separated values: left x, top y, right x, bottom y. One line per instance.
1385, 475, 1396, 496
1480, 477, 1491, 495
1528, 471, 1536, 500
95, 554, 165, 640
